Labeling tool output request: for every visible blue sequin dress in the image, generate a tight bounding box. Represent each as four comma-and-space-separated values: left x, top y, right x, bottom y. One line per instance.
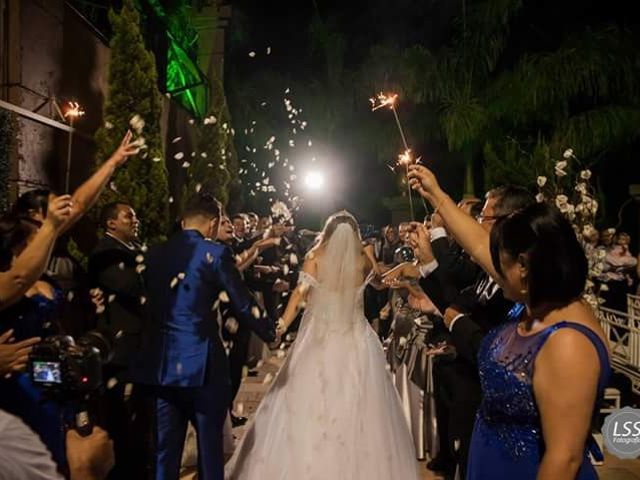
467, 306, 610, 480
0, 288, 67, 468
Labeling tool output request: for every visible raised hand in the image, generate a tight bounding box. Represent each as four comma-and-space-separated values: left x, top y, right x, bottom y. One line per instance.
0, 329, 41, 377
407, 222, 435, 265
45, 194, 74, 230
407, 164, 440, 199
109, 130, 141, 167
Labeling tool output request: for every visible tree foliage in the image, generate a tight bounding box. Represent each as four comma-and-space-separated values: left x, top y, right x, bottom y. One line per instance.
94, 0, 169, 242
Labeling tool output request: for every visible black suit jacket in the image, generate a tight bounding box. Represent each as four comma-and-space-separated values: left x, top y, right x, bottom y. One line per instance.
88, 236, 147, 367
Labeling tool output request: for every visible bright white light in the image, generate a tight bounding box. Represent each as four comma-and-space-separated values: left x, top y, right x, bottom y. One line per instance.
304, 171, 325, 191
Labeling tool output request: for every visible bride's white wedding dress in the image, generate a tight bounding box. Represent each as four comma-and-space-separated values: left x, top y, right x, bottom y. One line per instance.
225, 223, 420, 480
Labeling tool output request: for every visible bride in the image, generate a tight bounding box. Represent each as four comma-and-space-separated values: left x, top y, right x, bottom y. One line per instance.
225, 211, 420, 479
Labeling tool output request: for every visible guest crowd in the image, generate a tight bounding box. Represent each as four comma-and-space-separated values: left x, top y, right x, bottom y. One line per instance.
0, 132, 625, 480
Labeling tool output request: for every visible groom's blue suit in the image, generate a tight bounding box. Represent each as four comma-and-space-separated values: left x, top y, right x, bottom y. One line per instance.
133, 229, 276, 480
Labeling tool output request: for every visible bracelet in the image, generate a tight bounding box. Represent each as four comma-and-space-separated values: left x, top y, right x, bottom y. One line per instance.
432, 196, 447, 215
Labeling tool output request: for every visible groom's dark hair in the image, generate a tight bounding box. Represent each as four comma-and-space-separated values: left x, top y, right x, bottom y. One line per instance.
182, 192, 222, 220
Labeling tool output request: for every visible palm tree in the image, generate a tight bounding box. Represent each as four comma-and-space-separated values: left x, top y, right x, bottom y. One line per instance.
402, 0, 640, 194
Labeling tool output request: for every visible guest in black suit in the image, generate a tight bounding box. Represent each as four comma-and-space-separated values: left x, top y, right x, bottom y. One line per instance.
88, 201, 149, 479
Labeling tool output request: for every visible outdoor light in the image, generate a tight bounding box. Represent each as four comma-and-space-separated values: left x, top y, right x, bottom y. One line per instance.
304, 170, 325, 191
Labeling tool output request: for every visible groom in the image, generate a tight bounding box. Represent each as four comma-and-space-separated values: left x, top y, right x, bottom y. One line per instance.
133, 192, 276, 480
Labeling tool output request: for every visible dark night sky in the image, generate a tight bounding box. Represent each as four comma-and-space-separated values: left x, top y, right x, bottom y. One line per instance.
224, 0, 640, 233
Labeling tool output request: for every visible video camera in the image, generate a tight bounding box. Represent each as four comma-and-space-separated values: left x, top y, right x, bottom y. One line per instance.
28, 330, 114, 435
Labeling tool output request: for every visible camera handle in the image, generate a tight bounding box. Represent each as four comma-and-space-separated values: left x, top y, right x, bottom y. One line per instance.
74, 404, 93, 437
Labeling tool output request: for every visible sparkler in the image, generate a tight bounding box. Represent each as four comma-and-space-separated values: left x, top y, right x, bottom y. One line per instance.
63, 101, 85, 192
370, 92, 423, 219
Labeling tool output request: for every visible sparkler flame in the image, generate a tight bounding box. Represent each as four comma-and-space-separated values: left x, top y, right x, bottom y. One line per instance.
370, 92, 398, 111
64, 101, 85, 119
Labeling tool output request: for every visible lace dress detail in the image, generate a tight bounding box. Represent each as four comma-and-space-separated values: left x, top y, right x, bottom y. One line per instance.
467, 305, 611, 480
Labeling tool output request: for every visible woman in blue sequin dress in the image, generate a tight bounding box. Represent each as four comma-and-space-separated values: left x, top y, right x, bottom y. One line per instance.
0, 216, 67, 468
408, 165, 610, 479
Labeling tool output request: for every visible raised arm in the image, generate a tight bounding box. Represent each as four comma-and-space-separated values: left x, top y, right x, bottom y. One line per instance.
408, 164, 499, 281
277, 257, 317, 334
59, 131, 140, 235
0, 195, 71, 309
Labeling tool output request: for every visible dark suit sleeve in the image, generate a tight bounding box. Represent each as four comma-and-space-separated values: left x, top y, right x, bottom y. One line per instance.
419, 265, 461, 314
450, 315, 485, 366
215, 247, 276, 343
89, 251, 142, 301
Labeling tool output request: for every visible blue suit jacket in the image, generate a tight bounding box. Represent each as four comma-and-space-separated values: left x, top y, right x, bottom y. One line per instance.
132, 230, 276, 387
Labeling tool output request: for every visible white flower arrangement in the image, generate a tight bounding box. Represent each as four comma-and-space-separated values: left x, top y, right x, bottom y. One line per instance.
536, 148, 605, 310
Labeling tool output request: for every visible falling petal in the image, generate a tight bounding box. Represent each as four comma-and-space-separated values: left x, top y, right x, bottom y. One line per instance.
176, 362, 183, 374
169, 196, 174, 203
308, 140, 312, 147
188, 118, 195, 125
181, 161, 191, 168
108, 294, 116, 303
152, 157, 161, 163
124, 383, 133, 399
172, 137, 182, 143
201, 152, 208, 158
107, 378, 119, 389
67, 291, 74, 302
109, 182, 118, 192
225, 317, 239, 334
136, 264, 146, 274
118, 262, 125, 270
195, 183, 202, 193
177, 272, 186, 280
206, 252, 213, 264
104, 121, 113, 129
170, 277, 178, 288
266, 46, 271, 54
139, 296, 147, 305
174, 152, 184, 160
248, 51, 256, 57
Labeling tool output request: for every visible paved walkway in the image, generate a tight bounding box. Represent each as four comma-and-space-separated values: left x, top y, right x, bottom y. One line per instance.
183, 349, 640, 480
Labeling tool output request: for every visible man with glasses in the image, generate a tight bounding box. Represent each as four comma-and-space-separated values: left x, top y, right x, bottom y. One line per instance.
413, 186, 534, 479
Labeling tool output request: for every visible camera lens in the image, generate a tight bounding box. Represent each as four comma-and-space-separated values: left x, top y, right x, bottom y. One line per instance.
77, 330, 114, 364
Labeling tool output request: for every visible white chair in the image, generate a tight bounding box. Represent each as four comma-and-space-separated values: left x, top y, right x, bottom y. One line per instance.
600, 387, 621, 414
